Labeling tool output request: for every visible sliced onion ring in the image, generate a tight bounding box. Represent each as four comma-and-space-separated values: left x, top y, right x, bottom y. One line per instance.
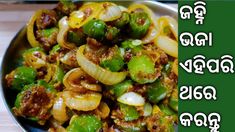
76, 45, 127, 85
57, 16, 76, 50
62, 91, 102, 111
117, 92, 145, 106
63, 68, 102, 92
68, 3, 102, 29
99, 3, 122, 22
52, 93, 68, 123
155, 35, 178, 58
94, 102, 110, 119
158, 16, 178, 41
142, 24, 158, 44
27, 9, 44, 47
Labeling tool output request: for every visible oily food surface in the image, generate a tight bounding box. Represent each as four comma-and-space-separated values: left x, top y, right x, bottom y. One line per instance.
5, 1, 178, 131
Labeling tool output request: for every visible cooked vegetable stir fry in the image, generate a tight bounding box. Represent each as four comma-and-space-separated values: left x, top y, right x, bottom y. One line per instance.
5, 1, 178, 131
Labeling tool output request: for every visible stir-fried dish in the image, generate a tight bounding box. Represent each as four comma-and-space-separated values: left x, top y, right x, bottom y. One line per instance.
5, 1, 178, 132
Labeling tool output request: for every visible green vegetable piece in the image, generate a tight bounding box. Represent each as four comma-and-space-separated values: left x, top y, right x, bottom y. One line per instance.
100, 55, 124, 72
147, 81, 168, 103
41, 27, 58, 38
129, 12, 151, 38
67, 115, 102, 132
128, 55, 156, 84
12, 66, 36, 91
120, 103, 139, 121
100, 46, 125, 72
83, 19, 106, 40
159, 104, 175, 116
13, 81, 55, 123
37, 80, 56, 93
121, 39, 142, 49
169, 89, 178, 112
28, 117, 39, 122
50, 44, 61, 54
54, 66, 64, 83
111, 80, 133, 97
158, 116, 174, 132
67, 30, 86, 46
14, 92, 23, 108
121, 39, 143, 54
114, 12, 130, 28
105, 26, 120, 40
164, 61, 173, 74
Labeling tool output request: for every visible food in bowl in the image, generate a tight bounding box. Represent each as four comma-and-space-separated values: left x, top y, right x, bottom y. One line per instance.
4, 0, 178, 131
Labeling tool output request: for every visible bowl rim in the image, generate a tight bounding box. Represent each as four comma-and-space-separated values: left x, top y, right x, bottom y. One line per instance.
0, 1, 177, 131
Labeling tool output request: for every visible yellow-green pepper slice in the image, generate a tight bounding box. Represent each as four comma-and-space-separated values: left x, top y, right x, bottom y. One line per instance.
67, 115, 102, 132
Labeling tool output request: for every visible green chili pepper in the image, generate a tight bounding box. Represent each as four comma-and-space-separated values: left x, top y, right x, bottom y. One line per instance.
169, 89, 178, 112
67, 115, 102, 132
40, 27, 58, 38
129, 12, 151, 38
11, 66, 36, 91
111, 80, 133, 97
147, 81, 168, 104
105, 26, 120, 40
114, 12, 130, 28
119, 103, 139, 121
83, 19, 106, 40
100, 46, 125, 72
128, 55, 156, 84
67, 30, 86, 46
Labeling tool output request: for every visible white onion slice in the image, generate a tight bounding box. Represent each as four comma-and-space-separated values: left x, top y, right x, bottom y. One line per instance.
52, 94, 68, 123
164, 16, 178, 41
155, 35, 178, 58
117, 92, 145, 106
76, 45, 127, 85
142, 25, 158, 44
62, 91, 102, 111
99, 5, 122, 22
158, 16, 178, 41
118, 5, 128, 12
57, 16, 76, 50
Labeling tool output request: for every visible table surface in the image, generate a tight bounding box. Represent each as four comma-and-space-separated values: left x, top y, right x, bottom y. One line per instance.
0, 3, 177, 132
